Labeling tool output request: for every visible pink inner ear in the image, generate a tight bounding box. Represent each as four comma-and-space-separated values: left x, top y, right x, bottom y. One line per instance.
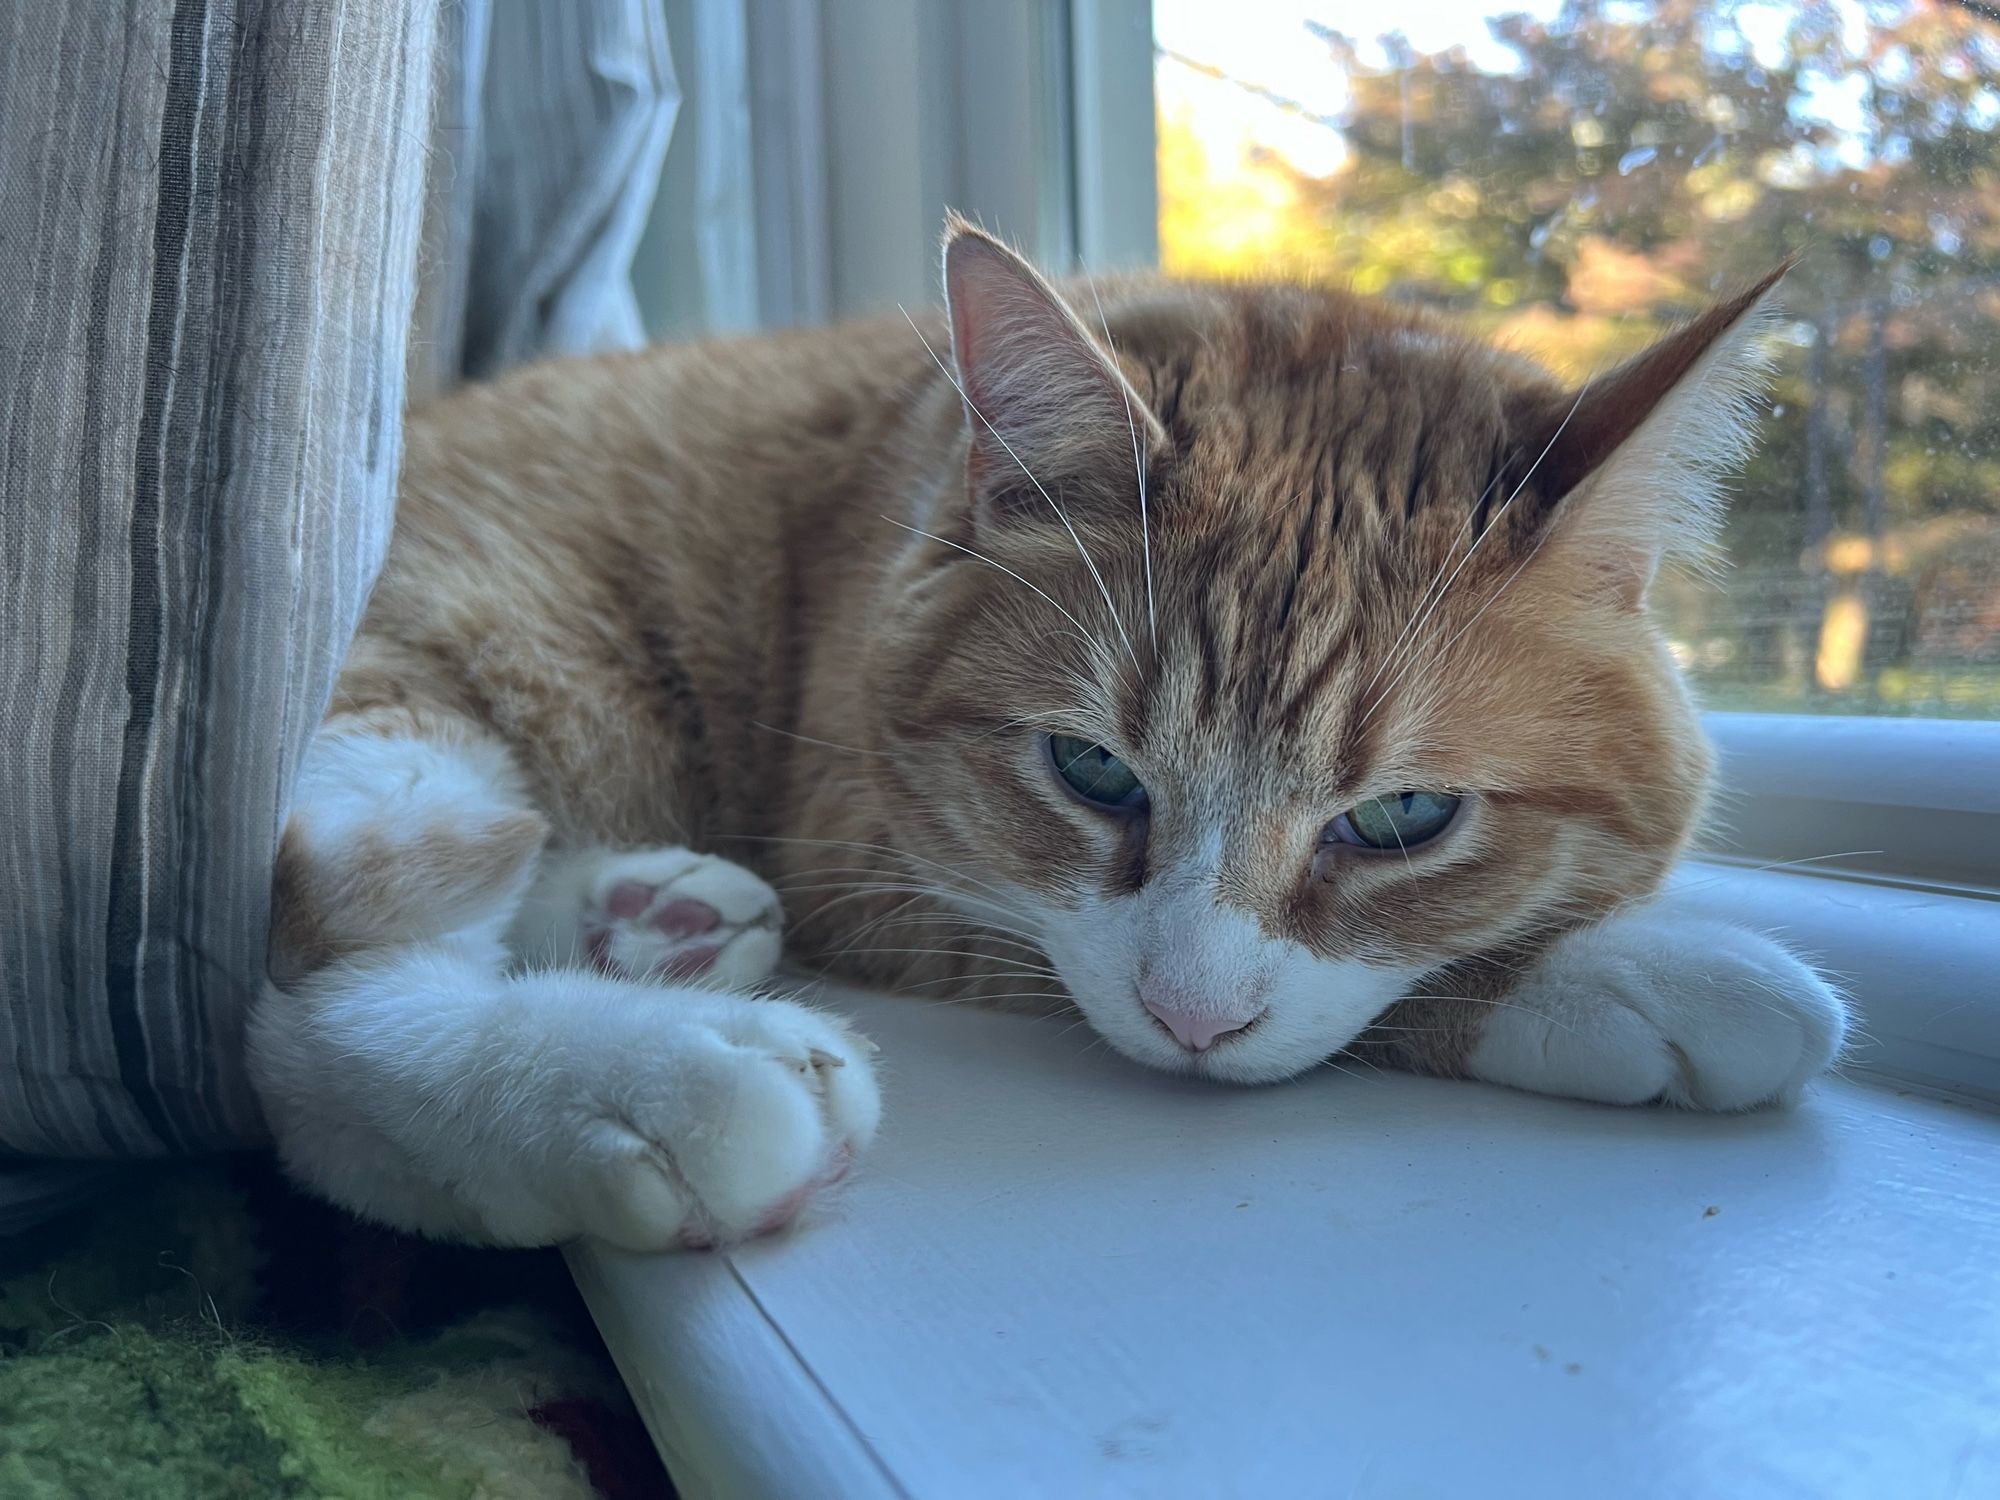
942, 225, 1162, 508
945, 237, 1051, 401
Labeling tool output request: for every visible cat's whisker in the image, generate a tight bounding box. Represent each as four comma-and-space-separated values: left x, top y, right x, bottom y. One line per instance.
724, 832, 1026, 907
892, 968, 1064, 991
899, 309, 1141, 679
929, 988, 1070, 1008
778, 878, 973, 902
1040, 633, 1132, 696
1051, 1014, 1100, 1045
808, 902, 1050, 951
749, 720, 888, 758
783, 880, 1034, 938
1370, 794, 1418, 878
788, 888, 944, 936
885, 982, 1067, 1006
788, 886, 979, 936
788, 884, 1050, 977
1358, 461, 1509, 699
769, 864, 1020, 905
1072, 1034, 1119, 1067
876, 513, 1128, 684
970, 713, 1058, 747
817, 894, 1048, 957
829, 941, 1054, 971
1318, 1055, 1378, 1084
874, 914, 1050, 953
1083, 268, 1156, 646
771, 868, 1040, 930
813, 895, 941, 969
1407, 993, 1579, 1034
1399, 537, 1548, 694
792, 904, 988, 964
1664, 849, 1887, 892
1358, 372, 1597, 728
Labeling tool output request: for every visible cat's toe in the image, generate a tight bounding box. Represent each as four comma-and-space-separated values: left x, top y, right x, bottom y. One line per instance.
1651, 924, 1848, 1110
578, 848, 784, 988
566, 997, 880, 1251
1469, 913, 1848, 1111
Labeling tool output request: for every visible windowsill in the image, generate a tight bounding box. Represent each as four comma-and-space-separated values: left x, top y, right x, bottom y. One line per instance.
568, 980, 2000, 1500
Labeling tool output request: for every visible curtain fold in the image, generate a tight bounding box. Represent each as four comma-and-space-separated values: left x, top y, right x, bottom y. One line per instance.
0, 0, 442, 1158
0, 0, 676, 1179
416, 0, 679, 396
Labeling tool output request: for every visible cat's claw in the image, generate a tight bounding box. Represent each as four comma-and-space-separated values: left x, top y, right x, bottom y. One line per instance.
565, 994, 878, 1251
575, 848, 783, 989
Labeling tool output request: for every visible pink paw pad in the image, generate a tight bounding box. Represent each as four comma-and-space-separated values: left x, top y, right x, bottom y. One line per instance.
575, 852, 782, 989
586, 882, 730, 980
606, 884, 722, 939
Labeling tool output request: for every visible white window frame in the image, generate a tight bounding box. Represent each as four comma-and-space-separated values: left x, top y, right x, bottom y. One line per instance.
1681, 715, 2000, 1102
1701, 713, 2000, 892
640, 0, 2000, 1101
639, 0, 1156, 336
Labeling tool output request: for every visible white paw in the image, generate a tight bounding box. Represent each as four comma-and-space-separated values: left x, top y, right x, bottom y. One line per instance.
572, 847, 783, 989
558, 991, 880, 1251
411, 980, 885, 1252
1468, 913, 1848, 1111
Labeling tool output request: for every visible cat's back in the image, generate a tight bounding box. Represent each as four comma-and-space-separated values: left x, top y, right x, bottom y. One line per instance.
400, 314, 940, 543
343, 312, 951, 842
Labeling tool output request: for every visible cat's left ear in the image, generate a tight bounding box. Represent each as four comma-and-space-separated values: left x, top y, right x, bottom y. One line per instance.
942, 214, 1164, 526
1509, 260, 1791, 608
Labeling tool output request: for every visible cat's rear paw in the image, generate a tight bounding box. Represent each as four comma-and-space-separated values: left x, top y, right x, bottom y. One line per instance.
1469, 913, 1848, 1111
573, 848, 783, 989
565, 994, 880, 1251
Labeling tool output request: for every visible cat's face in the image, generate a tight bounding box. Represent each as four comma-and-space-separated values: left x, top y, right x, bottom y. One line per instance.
867, 223, 1774, 1084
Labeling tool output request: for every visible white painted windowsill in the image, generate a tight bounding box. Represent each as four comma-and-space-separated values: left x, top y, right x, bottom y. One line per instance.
570, 899, 2000, 1499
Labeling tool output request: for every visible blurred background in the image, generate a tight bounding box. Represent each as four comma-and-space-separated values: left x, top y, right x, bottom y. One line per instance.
640, 0, 2000, 720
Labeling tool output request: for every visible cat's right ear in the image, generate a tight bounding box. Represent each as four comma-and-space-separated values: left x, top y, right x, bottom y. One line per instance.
1503, 261, 1791, 609
942, 214, 1163, 528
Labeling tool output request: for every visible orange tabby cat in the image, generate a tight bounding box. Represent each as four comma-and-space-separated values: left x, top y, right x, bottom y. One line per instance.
248, 217, 1845, 1249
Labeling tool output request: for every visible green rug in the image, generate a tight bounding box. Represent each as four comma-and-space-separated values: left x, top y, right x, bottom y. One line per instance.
0, 1159, 671, 1499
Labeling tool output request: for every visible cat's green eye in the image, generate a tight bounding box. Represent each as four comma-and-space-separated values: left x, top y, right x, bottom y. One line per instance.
1046, 734, 1148, 813
1328, 791, 1461, 851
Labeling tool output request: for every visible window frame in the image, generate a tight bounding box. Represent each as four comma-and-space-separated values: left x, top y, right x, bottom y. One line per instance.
1701, 713, 2000, 891
1687, 714, 2000, 1101
642, 0, 1139, 335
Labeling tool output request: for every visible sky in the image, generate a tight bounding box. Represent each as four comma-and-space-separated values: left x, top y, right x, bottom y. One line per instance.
1152, 0, 1891, 181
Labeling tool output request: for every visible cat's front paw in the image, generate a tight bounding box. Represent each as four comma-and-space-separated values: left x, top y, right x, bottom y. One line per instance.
567, 847, 783, 989
1467, 913, 1847, 1111
557, 991, 880, 1251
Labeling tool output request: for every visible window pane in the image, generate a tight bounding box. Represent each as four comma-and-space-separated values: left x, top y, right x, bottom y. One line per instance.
1153, 0, 2000, 720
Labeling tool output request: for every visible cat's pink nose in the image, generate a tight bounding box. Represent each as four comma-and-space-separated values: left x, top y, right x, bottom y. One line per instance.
1144, 999, 1260, 1053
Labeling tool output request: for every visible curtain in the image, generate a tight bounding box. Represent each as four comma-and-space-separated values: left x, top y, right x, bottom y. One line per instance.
0, 0, 676, 1201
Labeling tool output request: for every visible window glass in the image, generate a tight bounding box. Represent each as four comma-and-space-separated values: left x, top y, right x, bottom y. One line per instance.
1154, 0, 2000, 719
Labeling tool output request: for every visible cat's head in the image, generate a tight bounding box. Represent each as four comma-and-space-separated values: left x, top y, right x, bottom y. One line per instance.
866, 216, 1782, 1084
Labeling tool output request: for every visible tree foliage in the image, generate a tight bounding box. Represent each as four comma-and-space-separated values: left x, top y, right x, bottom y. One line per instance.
1158, 0, 2000, 714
